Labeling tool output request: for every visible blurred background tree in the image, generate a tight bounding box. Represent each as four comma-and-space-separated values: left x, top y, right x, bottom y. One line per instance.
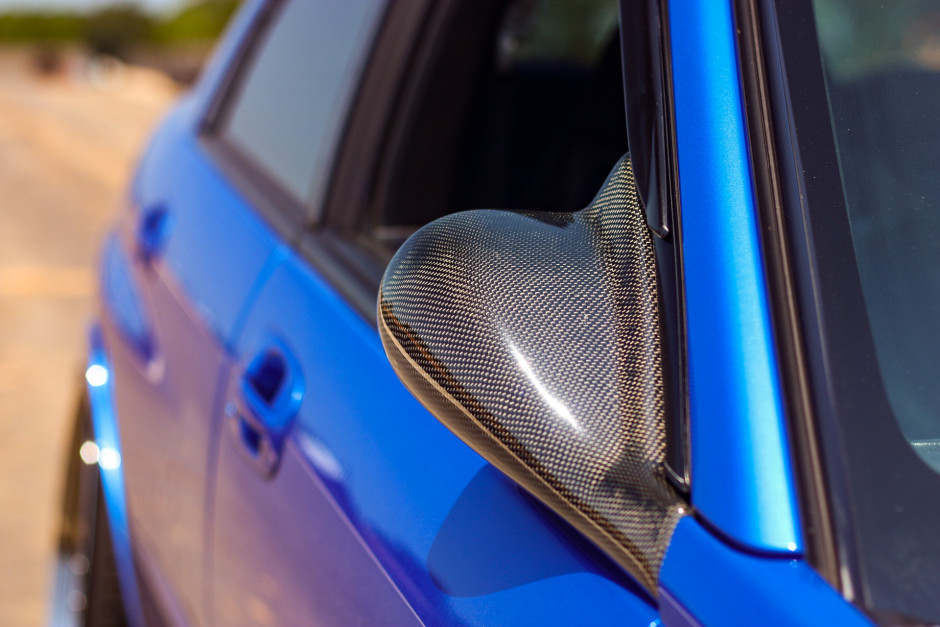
153, 0, 239, 45
84, 4, 153, 58
0, 0, 240, 81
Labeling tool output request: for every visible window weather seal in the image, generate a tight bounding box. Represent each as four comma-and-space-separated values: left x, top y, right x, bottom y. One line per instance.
621, 0, 690, 491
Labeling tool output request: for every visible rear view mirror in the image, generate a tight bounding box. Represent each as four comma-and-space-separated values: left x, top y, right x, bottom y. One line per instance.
378, 157, 685, 593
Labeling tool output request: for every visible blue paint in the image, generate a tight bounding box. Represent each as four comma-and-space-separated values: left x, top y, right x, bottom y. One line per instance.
102, 6, 294, 616
238, 337, 305, 448
86, 326, 146, 627
659, 517, 873, 626
132, 98, 289, 348
101, 235, 153, 360
426, 466, 639, 598
228, 244, 287, 346
669, 0, 801, 554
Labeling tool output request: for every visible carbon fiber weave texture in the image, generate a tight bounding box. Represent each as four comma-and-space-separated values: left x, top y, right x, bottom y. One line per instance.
378, 156, 685, 592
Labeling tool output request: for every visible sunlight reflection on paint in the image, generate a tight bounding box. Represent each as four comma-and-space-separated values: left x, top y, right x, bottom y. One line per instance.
99, 447, 121, 470
297, 432, 343, 481
85, 364, 109, 387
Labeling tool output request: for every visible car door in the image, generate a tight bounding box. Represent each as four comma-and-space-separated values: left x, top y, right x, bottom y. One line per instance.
201, 1, 428, 625
209, 1, 667, 625
98, 2, 298, 624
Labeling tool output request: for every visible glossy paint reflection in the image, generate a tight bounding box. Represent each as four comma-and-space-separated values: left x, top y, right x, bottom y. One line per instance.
84, 364, 109, 388
427, 465, 642, 598
669, 0, 801, 554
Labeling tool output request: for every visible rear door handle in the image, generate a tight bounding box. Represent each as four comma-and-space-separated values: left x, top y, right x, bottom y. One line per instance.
136, 203, 171, 263
231, 340, 305, 477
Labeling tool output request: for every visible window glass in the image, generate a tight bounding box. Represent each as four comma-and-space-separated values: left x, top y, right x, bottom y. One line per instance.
221, 0, 383, 207
771, 2, 940, 621
498, 0, 618, 68
814, 0, 940, 458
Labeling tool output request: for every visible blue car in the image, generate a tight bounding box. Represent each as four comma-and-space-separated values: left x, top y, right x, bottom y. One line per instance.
52, 0, 940, 625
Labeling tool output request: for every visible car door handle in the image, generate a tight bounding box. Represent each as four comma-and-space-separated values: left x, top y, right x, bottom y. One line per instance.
136, 203, 171, 263
232, 341, 305, 477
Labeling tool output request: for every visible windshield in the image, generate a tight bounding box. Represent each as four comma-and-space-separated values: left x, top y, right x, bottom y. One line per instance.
771, 0, 940, 622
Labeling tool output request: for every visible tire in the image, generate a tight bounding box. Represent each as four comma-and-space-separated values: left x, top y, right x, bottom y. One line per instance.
50, 391, 129, 627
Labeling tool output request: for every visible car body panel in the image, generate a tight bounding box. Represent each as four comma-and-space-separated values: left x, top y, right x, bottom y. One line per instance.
128, 96, 288, 348
100, 255, 224, 625
659, 517, 872, 626
211, 436, 426, 626
669, 0, 802, 555
100, 58, 293, 626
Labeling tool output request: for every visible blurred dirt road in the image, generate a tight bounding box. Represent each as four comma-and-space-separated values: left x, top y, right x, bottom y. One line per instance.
0, 49, 176, 626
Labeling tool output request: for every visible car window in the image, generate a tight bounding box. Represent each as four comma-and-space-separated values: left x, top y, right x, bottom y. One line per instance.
218, 0, 384, 209
815, 1, 940, 450
771, 0, 940, 620
361, 0, 625, 259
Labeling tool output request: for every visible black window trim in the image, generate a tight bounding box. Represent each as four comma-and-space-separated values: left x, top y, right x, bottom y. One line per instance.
620, 0, 689, 491
320, 0, 439, 238
328, 0, 493, 258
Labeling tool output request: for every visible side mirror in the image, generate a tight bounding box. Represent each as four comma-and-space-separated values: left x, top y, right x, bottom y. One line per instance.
378, 157, 685, 593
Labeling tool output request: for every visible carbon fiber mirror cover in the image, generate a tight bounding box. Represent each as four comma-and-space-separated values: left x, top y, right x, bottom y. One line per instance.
378, 156, 685, 592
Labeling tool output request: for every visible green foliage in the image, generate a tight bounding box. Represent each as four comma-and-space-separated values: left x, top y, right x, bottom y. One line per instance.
84, 4, 152, 58
0, 13, 84, 43
0, 0, 241, 51
153, 1, 240, 44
